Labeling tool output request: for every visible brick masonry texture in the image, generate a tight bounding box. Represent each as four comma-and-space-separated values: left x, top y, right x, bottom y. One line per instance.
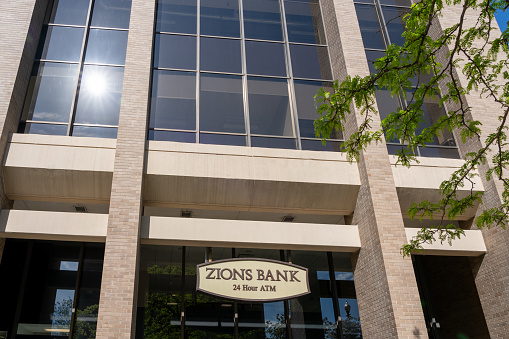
0, 0, 47, 262
429, 6, 509, 337
324, 0, 428, 337
94, 0, 155, 338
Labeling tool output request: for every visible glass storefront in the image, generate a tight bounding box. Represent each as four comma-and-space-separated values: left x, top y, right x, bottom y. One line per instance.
0, 239, 104, 339
136, 245, 362, 338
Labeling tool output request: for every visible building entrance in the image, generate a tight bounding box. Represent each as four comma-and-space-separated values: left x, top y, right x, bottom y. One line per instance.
136, 245, 363, 339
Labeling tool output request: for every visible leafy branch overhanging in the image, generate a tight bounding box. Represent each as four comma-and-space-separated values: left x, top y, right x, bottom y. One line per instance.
314, 0, 509, 256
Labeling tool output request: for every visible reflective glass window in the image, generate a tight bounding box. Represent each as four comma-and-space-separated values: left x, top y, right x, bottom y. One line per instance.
248, 77, 293, 136
91, 0, 132, 29
149, 130, 196, 142
251, 136, 296, 149
375, 89, 401, 143
290, 44, 332, 79
379, 0, 412, 7
245, 41, 287, 76
200, 133, 246, 146
355, 4, 385, 50
37, 26, 85, 62
200, 37, 242, 73
150, 70, 196, 131
85, 29, 128, 65
243, 0, 283, 41
184, 247, 235, 337
294, 80, 333, 138
382, 7, 410, 46
156, 0, 197, 34
73, 126, 118, 138
48, 0, 90, 25
365, 49, 385, 74
375, 89, 401, 120
301, 139, 342, 152
154, 34, 196, 70
74, 65, 124, 125
200, 74, 244, 133
22, 62, 79, 123
409, 92, 456, 146
201, 0, 240, 37
23, 123, 68, 136
284, 0, 326, 44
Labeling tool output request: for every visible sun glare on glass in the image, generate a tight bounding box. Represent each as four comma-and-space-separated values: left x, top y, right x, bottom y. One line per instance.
82, 71, 107, 96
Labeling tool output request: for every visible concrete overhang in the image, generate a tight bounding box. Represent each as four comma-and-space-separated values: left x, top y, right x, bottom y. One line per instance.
0, 209, 107, 242
405, 228, 487, 256
141, 216, 361, 252
2, 134, 115, 203
144, 141, 361, 215
392, 156, 484, 220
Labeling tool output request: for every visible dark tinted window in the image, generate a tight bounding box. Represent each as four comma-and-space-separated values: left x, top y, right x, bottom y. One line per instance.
243, 0, 283, 41
200, 37, 242, 73
245, 41, 287, 76
156, 0, 197, 34
150, 70, 196, 131
200, 74, 244, 133
248, 77, 293, 136
149, 130, 196, 142
200, 133, 246, 146
382, 7, 410, 46
364, 49, 385, 74
294, 80, 333, 138
284, 0, 326, 44
355, 4, 385, 50
201, 0, 240, 37
154, 34, 196, 70
290, 44, 332, 79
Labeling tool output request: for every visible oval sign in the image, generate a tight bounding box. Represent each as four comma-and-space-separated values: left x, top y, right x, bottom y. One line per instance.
196, 258, 310, 302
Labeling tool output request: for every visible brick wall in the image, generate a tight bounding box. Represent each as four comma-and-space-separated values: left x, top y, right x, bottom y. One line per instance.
0, 0, 47, 262
323, 0, 428, 337
94, 0, 155, 337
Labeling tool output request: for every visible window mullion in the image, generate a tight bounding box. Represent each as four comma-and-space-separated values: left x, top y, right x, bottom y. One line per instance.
66, 0, 95, 136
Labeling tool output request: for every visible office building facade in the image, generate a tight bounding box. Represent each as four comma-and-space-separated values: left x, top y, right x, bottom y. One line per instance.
0, 0, 507, 338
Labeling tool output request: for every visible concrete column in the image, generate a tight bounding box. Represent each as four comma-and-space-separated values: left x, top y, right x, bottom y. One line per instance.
0, 0, 48, 262
94, 0, 155, 337
323, 0, 427, 337
433, 7, 509, 337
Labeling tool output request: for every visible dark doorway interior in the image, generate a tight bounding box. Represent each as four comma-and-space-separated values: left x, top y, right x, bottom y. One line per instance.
413, 255, 490, 339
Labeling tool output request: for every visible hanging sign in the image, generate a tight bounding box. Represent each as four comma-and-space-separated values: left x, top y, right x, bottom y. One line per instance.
196, 258, 310, 302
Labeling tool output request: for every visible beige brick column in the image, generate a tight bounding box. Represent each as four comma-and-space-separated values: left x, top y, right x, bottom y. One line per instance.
0, 0, 48, 263
434, 7, 509, 337
322, 0, 427, 337
95, 0, 155, 337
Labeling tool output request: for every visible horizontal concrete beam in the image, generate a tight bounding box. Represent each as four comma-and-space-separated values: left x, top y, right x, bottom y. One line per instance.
141, 216, 361, 252
405, 228, 487, 256
392, 156, 484, 220
2, 134, 115, 203
145, 141, 360, 214
0, 209, 107, 242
